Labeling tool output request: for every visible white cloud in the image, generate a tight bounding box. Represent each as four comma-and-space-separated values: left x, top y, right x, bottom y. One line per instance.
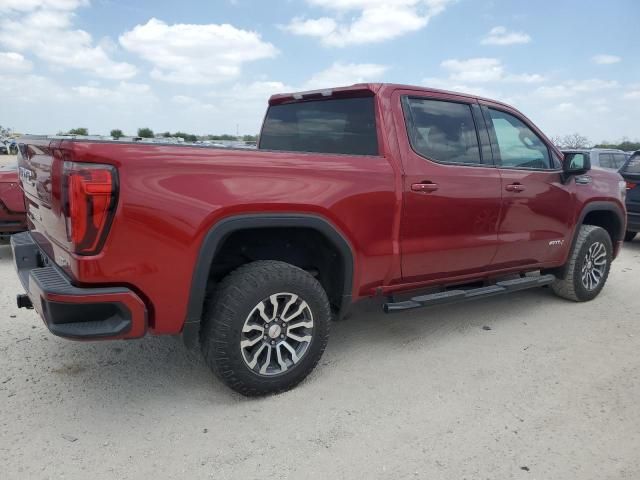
535, 79, 618, 99
0, 0, 88, 12
72, 82, 157, 104
0, 3, 136, 79
623, 85, 640, 100
481, 26, 531, 46
421, 77, 499, 99
282, 0, 453, 47
0, 52, 33, 73
440, 57, 544, 84
302, 62, 388, 89
119, 18, 278, 85
283, 17, 338, 36
591, 54, 621, 65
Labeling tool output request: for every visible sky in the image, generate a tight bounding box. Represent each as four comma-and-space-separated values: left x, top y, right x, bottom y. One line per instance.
0, 0, 638, 142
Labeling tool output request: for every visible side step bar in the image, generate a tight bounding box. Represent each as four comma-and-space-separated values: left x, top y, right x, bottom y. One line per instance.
384, 274, 556, 313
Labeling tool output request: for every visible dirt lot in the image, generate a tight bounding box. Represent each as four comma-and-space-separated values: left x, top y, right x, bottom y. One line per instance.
1, 153, 639, 479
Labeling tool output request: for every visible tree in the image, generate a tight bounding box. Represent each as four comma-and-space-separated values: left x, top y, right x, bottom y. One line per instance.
68, 127, 89, 136
110, 129, 124, 139
551, 133, 591, 149
595, 139, 640, 151
173, 131, 198, 142
162, 131, 172, 138
137, 127, 154, 138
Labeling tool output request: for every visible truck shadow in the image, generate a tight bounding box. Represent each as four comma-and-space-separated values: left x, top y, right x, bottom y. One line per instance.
3, 282, 560, 409
0, 236, 615, 409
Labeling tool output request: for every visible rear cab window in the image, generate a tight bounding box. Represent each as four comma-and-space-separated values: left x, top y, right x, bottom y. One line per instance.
259, 96, 378, 156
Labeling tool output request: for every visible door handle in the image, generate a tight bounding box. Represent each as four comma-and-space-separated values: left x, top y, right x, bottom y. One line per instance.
411, 182, 439, 193
505, 183, 525, 192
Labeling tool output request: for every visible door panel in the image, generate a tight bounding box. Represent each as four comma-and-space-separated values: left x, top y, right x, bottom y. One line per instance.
393, 91, 502, 282
481, 104, 573, 267
494, 169, 573, 267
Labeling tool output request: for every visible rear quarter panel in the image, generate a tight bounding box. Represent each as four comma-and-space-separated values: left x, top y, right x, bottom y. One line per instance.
48, 141, 398, 334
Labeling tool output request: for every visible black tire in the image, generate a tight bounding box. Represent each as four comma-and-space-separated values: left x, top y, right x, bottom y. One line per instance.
200, 260, 331, 396
624, 231, 637, 242
551, 225, 612, 302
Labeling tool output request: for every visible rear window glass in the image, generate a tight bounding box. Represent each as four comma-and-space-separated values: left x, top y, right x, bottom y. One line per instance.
259, 97, 378, 156
599, 153, 615, 169
612, 153, 627, 169
402, 97, 481, 165
623, 154, 640, 174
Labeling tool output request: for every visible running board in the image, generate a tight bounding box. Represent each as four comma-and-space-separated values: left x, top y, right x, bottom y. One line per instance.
383, 274, 556, 313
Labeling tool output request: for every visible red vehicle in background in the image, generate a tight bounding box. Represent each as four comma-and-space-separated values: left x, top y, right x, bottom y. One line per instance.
0, 162, 26, 238
11, 83, 628, 396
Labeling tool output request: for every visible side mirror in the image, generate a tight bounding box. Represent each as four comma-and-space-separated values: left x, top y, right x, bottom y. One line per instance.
562, 152, 591, 180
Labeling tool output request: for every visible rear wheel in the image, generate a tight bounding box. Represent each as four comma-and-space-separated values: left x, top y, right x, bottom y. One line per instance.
551, 225, 612, 302
624, 231, 637, 242
200, 260, 331, 396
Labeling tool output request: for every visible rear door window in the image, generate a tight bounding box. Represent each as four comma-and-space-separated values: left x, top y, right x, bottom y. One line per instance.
402, 97, 482, 165
612, 153, 627, 169
259, 97, 378, 156
599, 153, 615, 169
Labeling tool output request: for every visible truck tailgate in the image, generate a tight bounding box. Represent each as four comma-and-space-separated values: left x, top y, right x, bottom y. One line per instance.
17, 139, 71, 256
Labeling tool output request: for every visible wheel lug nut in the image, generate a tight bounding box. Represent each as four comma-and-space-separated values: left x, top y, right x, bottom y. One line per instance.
263, 335, 267, 340
271, 340, 275, 345
280, 334, 284, 339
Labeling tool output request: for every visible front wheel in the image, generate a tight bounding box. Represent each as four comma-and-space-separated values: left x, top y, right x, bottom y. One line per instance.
551, 225, 612, 302
624, 231, 637, 242
200, 260, 331, 396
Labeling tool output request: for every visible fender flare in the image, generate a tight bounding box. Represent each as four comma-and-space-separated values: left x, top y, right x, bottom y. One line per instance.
552, 201, 626, 279
182, 213, 355, 348
575, 201, 626, 242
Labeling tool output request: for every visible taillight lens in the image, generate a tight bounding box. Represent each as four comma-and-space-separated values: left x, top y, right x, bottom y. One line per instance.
63, 162, 118, 255
626, 181, 637, 191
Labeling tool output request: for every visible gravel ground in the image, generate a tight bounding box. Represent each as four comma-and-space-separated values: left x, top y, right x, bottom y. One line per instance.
1, 153, 640, 479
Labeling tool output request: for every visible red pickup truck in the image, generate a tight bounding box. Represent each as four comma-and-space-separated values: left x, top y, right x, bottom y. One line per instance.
0, 162, 27, 237
12, 83, 627, 396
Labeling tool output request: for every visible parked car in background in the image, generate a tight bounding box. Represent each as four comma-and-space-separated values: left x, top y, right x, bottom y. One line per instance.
0, 162, 27, 237
621, 151, 640, 241
0, 142, 8, 155
562, 148, 628, 172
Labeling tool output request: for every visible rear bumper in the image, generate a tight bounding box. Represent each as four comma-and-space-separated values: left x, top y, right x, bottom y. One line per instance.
11, 232, 147, 340
627, 212, 640, 232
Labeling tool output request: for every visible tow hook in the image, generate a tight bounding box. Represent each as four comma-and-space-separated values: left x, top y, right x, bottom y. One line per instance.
16, 294, 33, 310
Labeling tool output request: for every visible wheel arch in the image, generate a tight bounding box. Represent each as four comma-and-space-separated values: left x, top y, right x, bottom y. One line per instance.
578, 201, 625, 247
552, 201, 626, 280
182, 214, 355, 348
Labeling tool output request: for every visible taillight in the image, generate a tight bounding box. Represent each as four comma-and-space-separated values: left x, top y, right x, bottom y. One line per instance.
63, 162, 118, 255
626, 181, 637, 191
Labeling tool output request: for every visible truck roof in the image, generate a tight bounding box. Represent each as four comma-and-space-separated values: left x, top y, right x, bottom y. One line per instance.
268, 82, 513, 110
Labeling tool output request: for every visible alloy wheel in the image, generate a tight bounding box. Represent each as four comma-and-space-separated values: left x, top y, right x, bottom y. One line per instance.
240, 292, 314, 376
581, 241, 607, 290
